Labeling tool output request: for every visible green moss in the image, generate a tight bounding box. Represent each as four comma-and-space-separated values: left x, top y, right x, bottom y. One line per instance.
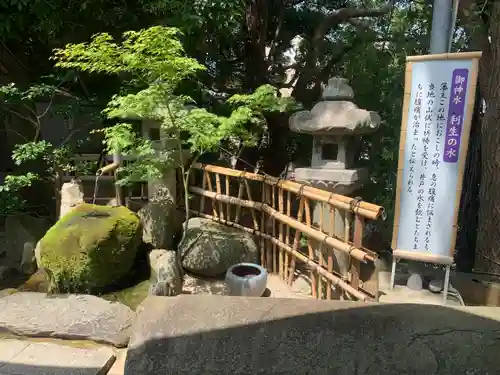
39, 203, 142, 293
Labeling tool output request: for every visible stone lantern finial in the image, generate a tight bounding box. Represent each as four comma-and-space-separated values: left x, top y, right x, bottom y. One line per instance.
321, 77, 354, 101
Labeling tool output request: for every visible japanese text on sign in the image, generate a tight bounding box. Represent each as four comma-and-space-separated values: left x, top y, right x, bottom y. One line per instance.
443, 69, 468, 163
395, 58, 475, 258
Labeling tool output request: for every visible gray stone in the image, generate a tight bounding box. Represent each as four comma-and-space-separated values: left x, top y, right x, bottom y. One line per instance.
137, 174, 177, 249
125, 295, 500, 375
0, 265, 10, 281
0, 292, 134, 347
289, 101, 381, 135
183, 274, 229, 295
20, 241, 36, 275
428, 278, 444, 293
148, 249, 183, 296
59, 179, 84, 218
34, 241, 42, 269
407, 272, 424, 291
321, 77, 354, 100
3, 215, 50, 271
180, 218, 258, 277
0, 339, 115, 375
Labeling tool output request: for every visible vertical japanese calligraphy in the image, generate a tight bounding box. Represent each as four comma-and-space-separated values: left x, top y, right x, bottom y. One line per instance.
393, 54, 479, 260
443, 69, 468, 163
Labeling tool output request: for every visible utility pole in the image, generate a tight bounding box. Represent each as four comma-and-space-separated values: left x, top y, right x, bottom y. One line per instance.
429, 0, 453, 53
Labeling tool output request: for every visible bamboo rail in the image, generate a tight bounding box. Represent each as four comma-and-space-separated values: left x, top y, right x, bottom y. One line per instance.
188, 210, 369, 301
189, 187, 375, 263
192, 163, 384, 220
186, 163, 383, 302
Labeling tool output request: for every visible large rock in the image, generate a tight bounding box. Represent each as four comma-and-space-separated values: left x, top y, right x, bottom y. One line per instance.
148, 249, 183, 296
137, 174, 177, 249
39, 203, 142, 293
180, 217, 258, 277
0, 292, 134, 347
126, 296, 500, 374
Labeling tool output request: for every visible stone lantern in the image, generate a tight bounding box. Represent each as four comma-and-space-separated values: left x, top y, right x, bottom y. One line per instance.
289, 77, 381, 277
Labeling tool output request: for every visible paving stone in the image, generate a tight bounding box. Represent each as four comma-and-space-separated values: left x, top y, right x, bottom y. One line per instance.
0, 293, 134, 347
0, 339, 115, 375
0, 340, 30, 363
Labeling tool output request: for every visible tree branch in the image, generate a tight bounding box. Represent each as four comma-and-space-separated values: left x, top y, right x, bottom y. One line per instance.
266, 0, 290, 65
313, 2, 393, 42
292, 1, 393, 102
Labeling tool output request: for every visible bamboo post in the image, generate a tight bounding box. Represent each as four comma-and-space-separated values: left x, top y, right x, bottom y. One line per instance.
288, 197, 304, 286
204, 171, 218, 219
285, 191, 291, 282
318, 202, 325, 299
225, 176, 231, 221
234, 180, 244, 224
341, 211, 352, 300
243, 180, 259, 230
351, 214, 364, 293
215, 173, 224, 221
200, 171, 207, 214
327, 206, 335, 300
278, 188, 285, 279
265, 184, 273, 273
272, 185, 277, 274
260, 183, 267, 268
304, 199, 318, 299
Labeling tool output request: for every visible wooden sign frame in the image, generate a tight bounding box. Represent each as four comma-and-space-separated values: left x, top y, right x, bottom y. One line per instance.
390, 52, 481, 303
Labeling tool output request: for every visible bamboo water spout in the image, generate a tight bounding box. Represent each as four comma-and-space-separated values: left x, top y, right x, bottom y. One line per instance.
96, 151, 124, 206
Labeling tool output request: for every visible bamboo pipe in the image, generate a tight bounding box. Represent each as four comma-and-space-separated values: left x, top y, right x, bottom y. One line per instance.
191, 163, 384, 220
188, 186, 375, 263
96, 152, 122, 176
96, 151, 123, 205
189, 210, 369, 301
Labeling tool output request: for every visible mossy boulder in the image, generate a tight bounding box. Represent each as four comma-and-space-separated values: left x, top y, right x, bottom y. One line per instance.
39, 203, 142, 293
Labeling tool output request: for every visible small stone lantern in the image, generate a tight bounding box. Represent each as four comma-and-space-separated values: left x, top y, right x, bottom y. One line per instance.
289, 77, 381, 278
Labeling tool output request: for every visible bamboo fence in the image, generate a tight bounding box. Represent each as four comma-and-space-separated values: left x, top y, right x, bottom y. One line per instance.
189, 163, 385, 302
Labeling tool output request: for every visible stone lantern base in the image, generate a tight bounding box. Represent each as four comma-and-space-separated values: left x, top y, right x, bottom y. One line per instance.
294, 167, 368, 280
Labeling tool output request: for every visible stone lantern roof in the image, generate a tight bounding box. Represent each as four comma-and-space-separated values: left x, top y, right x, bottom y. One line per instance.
289, 77, 381, 135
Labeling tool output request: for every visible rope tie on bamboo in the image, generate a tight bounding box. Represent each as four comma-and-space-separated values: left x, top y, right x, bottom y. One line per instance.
297, 183, 306, 200
349, 196, 363, 213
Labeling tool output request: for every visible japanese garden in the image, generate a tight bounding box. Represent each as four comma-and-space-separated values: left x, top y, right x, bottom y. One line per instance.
0, 1, 500, 374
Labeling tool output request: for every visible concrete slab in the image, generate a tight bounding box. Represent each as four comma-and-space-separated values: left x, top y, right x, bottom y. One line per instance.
126, 295, 500, 375
379, 271, 463, 306
0, 339, 115, 375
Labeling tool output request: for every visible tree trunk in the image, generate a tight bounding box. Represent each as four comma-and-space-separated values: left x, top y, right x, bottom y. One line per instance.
475, 5, 500, 273
455, 88, 481, 272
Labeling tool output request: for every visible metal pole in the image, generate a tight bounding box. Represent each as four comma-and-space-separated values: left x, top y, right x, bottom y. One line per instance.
429, 0, 453, 54
442, 264, 451, 305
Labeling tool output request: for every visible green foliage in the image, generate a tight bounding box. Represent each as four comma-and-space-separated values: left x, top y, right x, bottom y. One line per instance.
53, 26, 297, 188
0, 78, 101, 216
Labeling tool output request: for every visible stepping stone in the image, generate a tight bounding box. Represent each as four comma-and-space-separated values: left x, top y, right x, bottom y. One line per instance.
0, 339, 115, 375
0, 293, 134, 347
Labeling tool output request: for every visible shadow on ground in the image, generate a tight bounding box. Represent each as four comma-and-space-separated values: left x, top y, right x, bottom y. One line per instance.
2, 297, 500, 374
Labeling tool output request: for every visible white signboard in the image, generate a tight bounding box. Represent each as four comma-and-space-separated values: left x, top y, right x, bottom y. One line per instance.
392, 53, 480, 264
